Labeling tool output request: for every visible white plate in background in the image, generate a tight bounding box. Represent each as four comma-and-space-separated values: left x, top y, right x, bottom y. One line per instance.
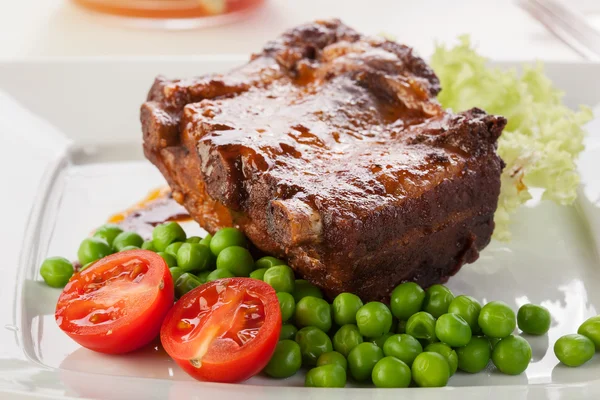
0, 59, 599, 399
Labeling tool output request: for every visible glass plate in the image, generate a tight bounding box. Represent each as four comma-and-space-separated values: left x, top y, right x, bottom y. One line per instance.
1, 59, 599, 400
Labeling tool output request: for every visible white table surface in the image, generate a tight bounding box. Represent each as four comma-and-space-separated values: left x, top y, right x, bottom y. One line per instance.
1, 0, 599, 61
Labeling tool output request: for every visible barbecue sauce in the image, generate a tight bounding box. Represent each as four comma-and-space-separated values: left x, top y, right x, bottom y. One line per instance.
108, 187, 190, 239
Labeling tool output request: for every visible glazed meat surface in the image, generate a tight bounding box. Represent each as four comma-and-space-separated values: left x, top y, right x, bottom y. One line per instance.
141, 19, 506, 301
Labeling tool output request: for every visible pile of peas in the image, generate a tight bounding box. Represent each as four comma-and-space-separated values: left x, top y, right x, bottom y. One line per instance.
40, 222, 270, 297
40, 222, 600, 388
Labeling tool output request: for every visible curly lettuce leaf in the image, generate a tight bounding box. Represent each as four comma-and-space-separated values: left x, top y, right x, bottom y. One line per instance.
430, 36, 593, 241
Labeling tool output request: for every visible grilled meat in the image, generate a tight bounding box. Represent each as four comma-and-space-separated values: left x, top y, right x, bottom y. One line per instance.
141, 19, 506, 301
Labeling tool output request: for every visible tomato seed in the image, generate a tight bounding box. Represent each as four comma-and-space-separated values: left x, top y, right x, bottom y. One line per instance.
189, 359, 202, 368
89, 313, 110, 324
130, 265, 144, 280
177, 320, 192, 331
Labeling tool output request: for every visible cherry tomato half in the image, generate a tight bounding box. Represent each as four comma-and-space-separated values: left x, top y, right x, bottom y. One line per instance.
161, 278, 281, 383
55, 249, 174, 354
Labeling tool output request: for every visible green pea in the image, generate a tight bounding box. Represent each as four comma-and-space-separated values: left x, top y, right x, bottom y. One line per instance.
177, 243, 211, 272
93, 224, 123, 246
119, 245, 139, 252
333, 324, 363, 357
174, 273, 201, 298
165, 242, 184, 258
152, 222, 186, 252
196, 270, 211, 284
448, 295, 482, 333
405, 311, 436, 342
356, 302, 393, 338
209, 227, 247, 256
435, 313, 472, 347
492, 335, 532, 374
295, 326, 333, 366
277, 292, 295, 323
185, 236, 202, 244
478, 301, 516, 338
112, 231, 143, 252
382, 334, 422, 366
249, 268, 268, 280
517, 304, 551, 335
157, 252, 177, 267
456, 336, 491, 373
77, 237, 111, 265
292, 279, 323, 302
347, 342, 383, 382
411, 352, 450, 387
423, 284, 454, 318
418, 338, 439, 348
332, 292, 363, 326
40, 257, 74, 288
280, 324, 298, 341
372, 356, 411, 388
371, 333, 393, 350
554, 334, 595, 367
263, 265, 295, 293
206, 268, 235, 282
264, 340, 302, 378
295, 296, 332, 332
169, 267, 184, 283
390, 282, 425, 320
578, 315, 600, 350
424, 342, 458, 376
255, 256, 285, 270
141, 240, 156, 251
305, 364, 346, 388
215, 246, 253, 276
317, 351, 347, 371
199, 233, 212, 247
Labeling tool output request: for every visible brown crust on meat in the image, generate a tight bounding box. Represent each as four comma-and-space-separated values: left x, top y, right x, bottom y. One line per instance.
141, 19, 506, 301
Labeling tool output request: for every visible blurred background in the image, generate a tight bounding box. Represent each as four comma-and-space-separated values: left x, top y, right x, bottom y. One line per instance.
1, 0, 599, 61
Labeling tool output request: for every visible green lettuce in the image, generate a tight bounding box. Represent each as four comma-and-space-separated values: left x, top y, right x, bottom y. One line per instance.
430, 36, 593, 240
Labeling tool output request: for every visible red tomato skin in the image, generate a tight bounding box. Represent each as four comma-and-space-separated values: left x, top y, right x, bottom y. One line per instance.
62, 281, 173, 354
161, 278, 281, 383
173, 323, 280, 383
56, 250, 174, 354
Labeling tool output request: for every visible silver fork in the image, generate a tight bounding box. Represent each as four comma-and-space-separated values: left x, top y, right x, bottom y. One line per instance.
517, 0, 600, 61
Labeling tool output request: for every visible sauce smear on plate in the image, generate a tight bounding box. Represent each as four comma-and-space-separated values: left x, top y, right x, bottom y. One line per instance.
108, 187, 190, 239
